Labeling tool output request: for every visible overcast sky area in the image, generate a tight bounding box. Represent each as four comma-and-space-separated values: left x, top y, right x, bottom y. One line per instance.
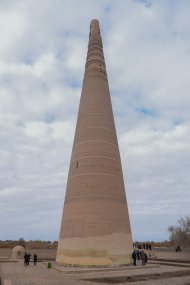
0, 0, 189, 242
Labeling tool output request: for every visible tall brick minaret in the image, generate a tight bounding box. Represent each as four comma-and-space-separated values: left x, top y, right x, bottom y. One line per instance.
56, 19, 133, 266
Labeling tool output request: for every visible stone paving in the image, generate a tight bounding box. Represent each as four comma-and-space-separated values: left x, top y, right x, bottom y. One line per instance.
1, 260, 190, 285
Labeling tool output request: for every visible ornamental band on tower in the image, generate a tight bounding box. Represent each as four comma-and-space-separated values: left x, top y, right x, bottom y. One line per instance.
56, 19, 133, 266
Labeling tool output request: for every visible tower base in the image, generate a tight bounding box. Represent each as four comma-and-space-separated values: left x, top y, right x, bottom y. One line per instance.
56, 233, 133, 266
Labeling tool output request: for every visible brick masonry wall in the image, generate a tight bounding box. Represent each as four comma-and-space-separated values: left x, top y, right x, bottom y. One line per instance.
56, 19, 133, 266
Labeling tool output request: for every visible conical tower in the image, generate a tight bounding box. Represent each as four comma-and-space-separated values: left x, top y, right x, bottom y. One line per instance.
56, 19, 133, 266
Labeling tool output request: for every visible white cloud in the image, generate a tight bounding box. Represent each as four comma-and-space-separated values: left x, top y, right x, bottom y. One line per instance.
119, 121, 190, 240
0, 10, 27, 57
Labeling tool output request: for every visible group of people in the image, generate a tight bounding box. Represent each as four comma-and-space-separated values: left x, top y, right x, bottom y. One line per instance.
131, 243, 153, 266
24, 252, 37, 266
133, 243, 152, 251
132, 249, 148, 266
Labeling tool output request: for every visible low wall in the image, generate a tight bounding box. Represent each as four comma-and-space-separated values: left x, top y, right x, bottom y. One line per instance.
154, 247, 190, 253
154, 251, 190, 262
1, 247, 190, 262
0, 248, 57, 260
0, 248, 11, 258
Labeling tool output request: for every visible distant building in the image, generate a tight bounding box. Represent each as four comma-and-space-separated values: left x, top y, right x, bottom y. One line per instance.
12, 245, 25, 259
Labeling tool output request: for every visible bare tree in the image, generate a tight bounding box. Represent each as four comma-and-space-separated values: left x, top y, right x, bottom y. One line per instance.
168, 216, 190, 248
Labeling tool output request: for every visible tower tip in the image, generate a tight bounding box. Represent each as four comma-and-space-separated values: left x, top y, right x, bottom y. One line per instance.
90, 19, 99, 24
90, 19, 100, 34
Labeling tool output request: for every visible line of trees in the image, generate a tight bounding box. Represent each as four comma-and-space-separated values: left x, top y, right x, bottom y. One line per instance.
0, 238, 58, 249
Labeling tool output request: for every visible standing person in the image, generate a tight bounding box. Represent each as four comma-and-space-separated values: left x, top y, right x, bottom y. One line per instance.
136, 249, 140, 261
28, 252, 31, 265
24, 253, 28, 266
132, 250, 137, 266
144, 252, 148, 264
141, 250, 146, 266
33, 253, 37, 266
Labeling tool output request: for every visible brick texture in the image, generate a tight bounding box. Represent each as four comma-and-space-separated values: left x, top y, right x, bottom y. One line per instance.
56, 19, 133, 266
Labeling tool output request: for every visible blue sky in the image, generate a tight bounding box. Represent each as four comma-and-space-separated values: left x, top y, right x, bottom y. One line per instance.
0, 0, 189, 242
